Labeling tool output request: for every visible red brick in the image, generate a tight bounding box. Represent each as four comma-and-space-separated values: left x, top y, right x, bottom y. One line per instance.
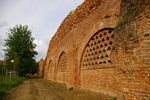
141, 97, 149, 100
126, 95, 135, 100
38, 0, 150, 100
134, 89, 150, 95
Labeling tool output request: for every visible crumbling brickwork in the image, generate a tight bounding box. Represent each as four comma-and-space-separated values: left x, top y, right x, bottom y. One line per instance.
39, 0, 150, 99
38, 58, 45, 77
114, 0, 150, 99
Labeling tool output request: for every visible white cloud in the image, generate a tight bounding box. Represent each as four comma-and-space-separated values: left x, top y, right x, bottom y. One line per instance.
33, 38, 49, 61
0, 0, 84, 61
0, 21, 9, 27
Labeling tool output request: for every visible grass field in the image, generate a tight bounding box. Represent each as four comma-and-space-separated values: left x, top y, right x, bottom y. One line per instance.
0, 76, 26, 99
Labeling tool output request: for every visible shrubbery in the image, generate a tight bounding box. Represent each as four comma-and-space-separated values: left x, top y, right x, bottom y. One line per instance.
0, 76, 26, 99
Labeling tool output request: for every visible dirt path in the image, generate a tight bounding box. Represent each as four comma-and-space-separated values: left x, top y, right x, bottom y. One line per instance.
2, 78, 113, 100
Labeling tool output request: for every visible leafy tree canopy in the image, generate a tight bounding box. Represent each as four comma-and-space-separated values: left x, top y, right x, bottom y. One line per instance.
4, 24, 38, 76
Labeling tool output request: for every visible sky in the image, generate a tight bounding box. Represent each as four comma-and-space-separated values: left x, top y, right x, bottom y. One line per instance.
0, 0, 84, 61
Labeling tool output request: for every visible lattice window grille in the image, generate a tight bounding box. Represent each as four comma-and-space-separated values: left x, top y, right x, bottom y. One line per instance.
81, 29, 114, 69
58, 52, 67, 72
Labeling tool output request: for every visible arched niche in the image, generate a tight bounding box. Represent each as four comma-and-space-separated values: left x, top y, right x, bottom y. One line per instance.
81, 28, 114, 70
57, 52, 67, 84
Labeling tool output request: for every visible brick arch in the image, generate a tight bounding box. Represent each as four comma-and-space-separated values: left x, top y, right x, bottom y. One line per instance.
58, 52, 67, 72
47, 60, 53, 79
57, 52, 67, 84
48, 60, 52, 72
79, 28, 117, 96
77, 17, 118, 73
81, 28, 115, 69
44, 61, 49, 79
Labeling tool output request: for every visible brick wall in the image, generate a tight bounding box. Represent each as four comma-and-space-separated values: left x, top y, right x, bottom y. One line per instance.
114, 0, 150, 99
39, 0, 150, 99
47, 60, 55, 81
38, 58, 44, 77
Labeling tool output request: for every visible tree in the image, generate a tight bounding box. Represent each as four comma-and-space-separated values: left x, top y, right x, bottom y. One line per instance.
4, 24, 38, 76
0, 63, 6, 76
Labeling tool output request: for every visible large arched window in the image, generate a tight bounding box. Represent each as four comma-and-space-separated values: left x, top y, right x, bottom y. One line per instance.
81, 28, 114, 69
58, 52, 67, 72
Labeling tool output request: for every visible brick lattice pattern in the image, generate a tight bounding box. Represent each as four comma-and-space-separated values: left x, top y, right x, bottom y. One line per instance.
39, 0, 150, 100
81, 28, 114, 70
58, 52, 67, 72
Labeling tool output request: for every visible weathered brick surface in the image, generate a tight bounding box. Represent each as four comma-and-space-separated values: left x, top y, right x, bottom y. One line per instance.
113, 0, 150, 100
81, 68, 117, 96
38, 58, 44, 77
38, 0, 150, 99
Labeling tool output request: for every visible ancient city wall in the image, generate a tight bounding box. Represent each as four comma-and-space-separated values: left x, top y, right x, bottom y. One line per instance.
38, 58, 45, 77
114, 0, 150, 99
39, 0, 150, 99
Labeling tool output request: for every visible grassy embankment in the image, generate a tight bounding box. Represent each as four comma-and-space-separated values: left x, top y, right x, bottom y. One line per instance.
0, 76, 26, 99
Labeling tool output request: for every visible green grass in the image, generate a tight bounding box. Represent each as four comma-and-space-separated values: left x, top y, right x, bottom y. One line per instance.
0, 76, 26, 99
112, 97, 117, 100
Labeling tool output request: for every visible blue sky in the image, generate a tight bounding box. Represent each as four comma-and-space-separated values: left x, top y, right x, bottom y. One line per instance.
0, 0, 84, 61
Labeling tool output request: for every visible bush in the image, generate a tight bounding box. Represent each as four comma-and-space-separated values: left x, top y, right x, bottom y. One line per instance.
112, 97, 117, 100
0, 76, 26, 99
69, 87, 74, 91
